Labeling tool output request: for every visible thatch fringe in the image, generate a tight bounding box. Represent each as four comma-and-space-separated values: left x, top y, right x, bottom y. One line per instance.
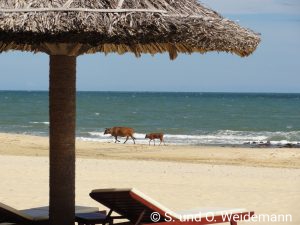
0, 0, 260, 58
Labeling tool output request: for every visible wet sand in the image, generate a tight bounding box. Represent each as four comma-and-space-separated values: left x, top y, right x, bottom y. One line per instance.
0, 133, 299, 168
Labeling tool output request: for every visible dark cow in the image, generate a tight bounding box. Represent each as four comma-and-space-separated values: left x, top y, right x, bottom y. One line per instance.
104, 127, 136, 144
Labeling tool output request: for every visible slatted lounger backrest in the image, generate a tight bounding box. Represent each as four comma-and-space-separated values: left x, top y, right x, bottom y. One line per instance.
90, 188, 177, 223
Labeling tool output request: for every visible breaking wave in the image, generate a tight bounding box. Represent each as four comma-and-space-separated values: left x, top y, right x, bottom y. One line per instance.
77, 130, 300, 147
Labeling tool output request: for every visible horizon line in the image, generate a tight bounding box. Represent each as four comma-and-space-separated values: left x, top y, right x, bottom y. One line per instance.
0, 90, 299, 94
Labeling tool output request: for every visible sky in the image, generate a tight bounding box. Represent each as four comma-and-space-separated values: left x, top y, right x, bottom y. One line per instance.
0, 0, 299, 93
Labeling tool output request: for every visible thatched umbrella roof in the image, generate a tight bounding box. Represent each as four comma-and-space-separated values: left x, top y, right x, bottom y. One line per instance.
0, 0, 260, 59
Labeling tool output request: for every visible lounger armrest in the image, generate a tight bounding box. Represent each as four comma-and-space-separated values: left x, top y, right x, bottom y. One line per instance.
0, 202, 33, 222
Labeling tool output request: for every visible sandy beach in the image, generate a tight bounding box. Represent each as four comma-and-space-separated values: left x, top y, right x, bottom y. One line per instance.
0, 133, 299, 225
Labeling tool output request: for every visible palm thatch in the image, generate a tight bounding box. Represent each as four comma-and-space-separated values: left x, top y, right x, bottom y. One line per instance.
0, 0, 260, 59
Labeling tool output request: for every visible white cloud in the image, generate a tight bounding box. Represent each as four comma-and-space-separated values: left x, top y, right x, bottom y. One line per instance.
200, 0, 300, 14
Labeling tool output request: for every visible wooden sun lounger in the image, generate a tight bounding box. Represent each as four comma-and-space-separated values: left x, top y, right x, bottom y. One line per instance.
0, 203, 103, 225
89, 188, 254, 225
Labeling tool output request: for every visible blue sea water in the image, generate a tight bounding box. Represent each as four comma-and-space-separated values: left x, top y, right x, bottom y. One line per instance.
0, 91, 300, 146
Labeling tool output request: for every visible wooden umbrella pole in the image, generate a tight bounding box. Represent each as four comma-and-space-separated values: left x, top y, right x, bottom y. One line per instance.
49, 55, 76, 225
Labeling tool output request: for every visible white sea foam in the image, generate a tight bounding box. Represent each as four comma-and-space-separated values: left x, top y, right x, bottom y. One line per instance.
30, 122, 50, 125
77, 130, 300, 147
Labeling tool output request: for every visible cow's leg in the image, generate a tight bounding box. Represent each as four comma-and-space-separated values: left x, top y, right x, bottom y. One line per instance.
131, 136, 136, 144
154, 140, 156, 146
124, 136, 129, 144
114, 136, 120, 143
149, 140, 151, 146
162, 138, 166, 146
159, 138, 162, 145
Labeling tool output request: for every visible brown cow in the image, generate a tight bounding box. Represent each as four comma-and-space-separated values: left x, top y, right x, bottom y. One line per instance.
145, 133, 165, 146
104, 127, 136, 144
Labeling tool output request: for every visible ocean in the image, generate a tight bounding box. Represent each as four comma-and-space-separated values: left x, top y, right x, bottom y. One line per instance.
0, 91, 299, 147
